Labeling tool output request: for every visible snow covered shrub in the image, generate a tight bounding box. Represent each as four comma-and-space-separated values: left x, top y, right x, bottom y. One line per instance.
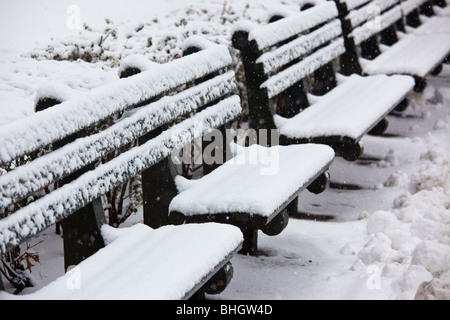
0, 155, 48, 293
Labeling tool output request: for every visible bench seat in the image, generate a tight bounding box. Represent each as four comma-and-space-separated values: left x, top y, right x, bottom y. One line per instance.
169, 144, 334, 228
411, 16, 450, 34
363, 33, 450, 78
273, 74, 414, 142
0, 223, 243, 300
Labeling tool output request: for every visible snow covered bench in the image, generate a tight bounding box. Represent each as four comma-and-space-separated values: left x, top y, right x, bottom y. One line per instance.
232, 2, 414, 162
0, 41, 248, 299
400, 0, 450, 57
118, 37, 335, 255
434, 0, 450, 16
335, 0, 450, 92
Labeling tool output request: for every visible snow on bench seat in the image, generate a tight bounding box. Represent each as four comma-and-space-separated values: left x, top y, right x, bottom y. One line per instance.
0, 223, 243, 300
274, 74, 414, 141
410, 16, 450, 34
169, 144, 334, 226
363, 34, 450, 78
435, 4, 450, 16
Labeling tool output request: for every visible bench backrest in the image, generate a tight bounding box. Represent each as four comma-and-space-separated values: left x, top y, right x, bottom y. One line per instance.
333, 0, 407, 74
0, 40, 241, 261
400, 0, 436, 27
232, 2, 345, 133
338, 0, 403, 46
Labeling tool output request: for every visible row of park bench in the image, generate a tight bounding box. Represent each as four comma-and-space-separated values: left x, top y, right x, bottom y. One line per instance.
0, 0, 449, 299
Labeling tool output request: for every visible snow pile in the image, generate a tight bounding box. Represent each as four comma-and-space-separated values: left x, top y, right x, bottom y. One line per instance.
348, 143, 450, 299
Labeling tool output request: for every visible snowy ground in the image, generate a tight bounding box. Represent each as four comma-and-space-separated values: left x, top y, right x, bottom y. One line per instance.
1, 0, 449, 300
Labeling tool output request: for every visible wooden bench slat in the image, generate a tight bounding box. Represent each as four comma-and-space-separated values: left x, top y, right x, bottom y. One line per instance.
347, 0, 400, 28
248, 2, 339, 51
0, 45, 232, 165
256, 19, 343, 74
261, 38, 346, 99
0, 96, 242, 254
351, 5, 403, 45
0, 223, 243, 300
0, 71, 237, 209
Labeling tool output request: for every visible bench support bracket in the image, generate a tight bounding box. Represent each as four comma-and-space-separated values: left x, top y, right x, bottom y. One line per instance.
240, 229, 258, 255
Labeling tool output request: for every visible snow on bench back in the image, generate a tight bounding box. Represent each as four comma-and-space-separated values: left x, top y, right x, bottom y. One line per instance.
0, 71, 237, 209
347, 0, 403, 45
235, 2, 344, 99
400, 0, 427, 15
247, 2, 340, 51
0, 44, 232, 165
338, 0, 372, 11
0, 96, 241, 254
0, 41, 242, 254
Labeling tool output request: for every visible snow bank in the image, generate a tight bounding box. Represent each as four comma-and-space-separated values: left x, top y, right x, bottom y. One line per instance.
344, 142, 450, 299
400, 0, 427, 16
